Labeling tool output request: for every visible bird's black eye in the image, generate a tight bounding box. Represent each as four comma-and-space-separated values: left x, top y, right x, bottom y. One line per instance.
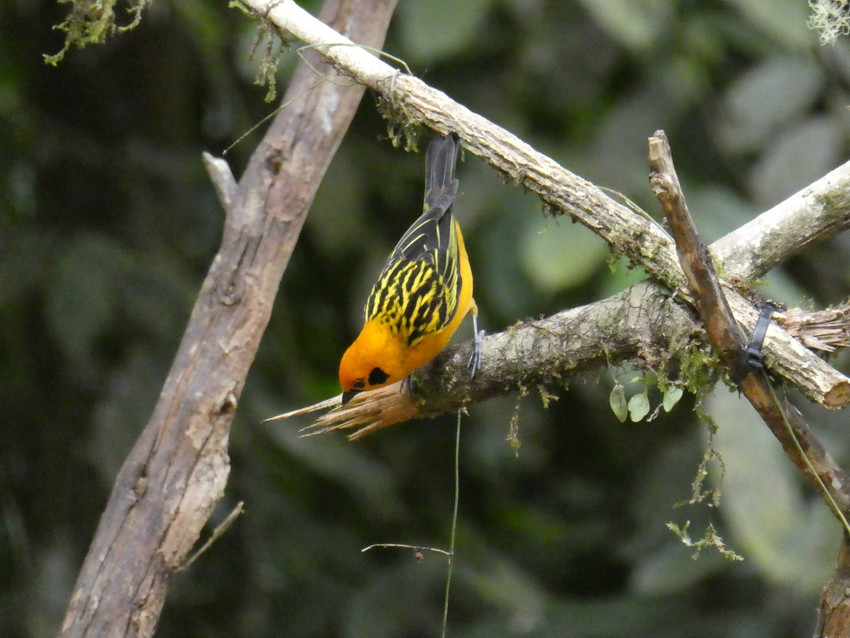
351, 379, 366, 390
368, 367, 389, 386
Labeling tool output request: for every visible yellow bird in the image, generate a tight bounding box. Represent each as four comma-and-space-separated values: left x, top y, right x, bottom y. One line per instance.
339, 133, 480, 404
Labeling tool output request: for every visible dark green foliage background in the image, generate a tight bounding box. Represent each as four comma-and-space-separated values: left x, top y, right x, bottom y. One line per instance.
3, 1, 850, 636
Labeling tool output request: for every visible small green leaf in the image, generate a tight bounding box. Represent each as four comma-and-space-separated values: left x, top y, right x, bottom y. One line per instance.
628, 391, 650, 422
609, 383, 628, 423
662, 387, 684, 412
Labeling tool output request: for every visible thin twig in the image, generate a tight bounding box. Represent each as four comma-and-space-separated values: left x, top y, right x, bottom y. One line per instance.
178, 502, 245, 573
361, 543, 451, 557
202, 152, 238, 211
441, 411, 462, 638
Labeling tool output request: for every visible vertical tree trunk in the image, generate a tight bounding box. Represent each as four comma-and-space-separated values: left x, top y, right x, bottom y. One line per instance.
58, 1, 398, 635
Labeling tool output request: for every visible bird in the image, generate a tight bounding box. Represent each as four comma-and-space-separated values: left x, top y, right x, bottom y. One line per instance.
338, 133, 480, 405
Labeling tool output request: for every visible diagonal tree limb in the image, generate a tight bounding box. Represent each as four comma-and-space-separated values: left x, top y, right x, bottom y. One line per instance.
712, 159, 850, 282
648, 130, 850, 518
647, 132, 750, 383
247, 0, 850, 293
59, 1, 398, 636
247, 0, 681, 281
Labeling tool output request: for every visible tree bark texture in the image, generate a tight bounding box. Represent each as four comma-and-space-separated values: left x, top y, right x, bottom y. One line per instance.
58, 1, 398, 636
817, 534, 850, 638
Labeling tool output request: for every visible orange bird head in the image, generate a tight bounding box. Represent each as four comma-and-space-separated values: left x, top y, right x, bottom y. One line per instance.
339, 319, 408, 405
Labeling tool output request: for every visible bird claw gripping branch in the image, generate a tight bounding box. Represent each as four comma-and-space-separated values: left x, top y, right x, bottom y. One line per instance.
468, 323, 484, 377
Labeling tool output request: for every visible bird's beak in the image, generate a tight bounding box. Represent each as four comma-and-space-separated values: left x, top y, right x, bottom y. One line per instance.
341, 390, 360, 405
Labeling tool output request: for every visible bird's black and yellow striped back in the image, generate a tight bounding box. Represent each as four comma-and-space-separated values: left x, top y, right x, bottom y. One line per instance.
364, 134, 464, 346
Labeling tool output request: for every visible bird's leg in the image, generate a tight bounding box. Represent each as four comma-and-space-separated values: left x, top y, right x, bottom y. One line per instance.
467, 302, 484, 377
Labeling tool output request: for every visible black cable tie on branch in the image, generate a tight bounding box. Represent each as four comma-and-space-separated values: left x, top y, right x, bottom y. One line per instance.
744, 304, 775, 370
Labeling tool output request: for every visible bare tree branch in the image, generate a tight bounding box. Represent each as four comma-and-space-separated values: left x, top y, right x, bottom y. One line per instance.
247, 0, 681, 282
712, 159, 850, 282
648, 131, 749, 381
58, 1, 398, 636
246, 0, 850, 286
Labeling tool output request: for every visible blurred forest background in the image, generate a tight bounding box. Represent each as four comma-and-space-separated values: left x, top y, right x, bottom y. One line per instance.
3, 0, 850, 636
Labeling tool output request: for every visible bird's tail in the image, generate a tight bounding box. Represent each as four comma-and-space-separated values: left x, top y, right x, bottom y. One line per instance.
423, 133, 460, 211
